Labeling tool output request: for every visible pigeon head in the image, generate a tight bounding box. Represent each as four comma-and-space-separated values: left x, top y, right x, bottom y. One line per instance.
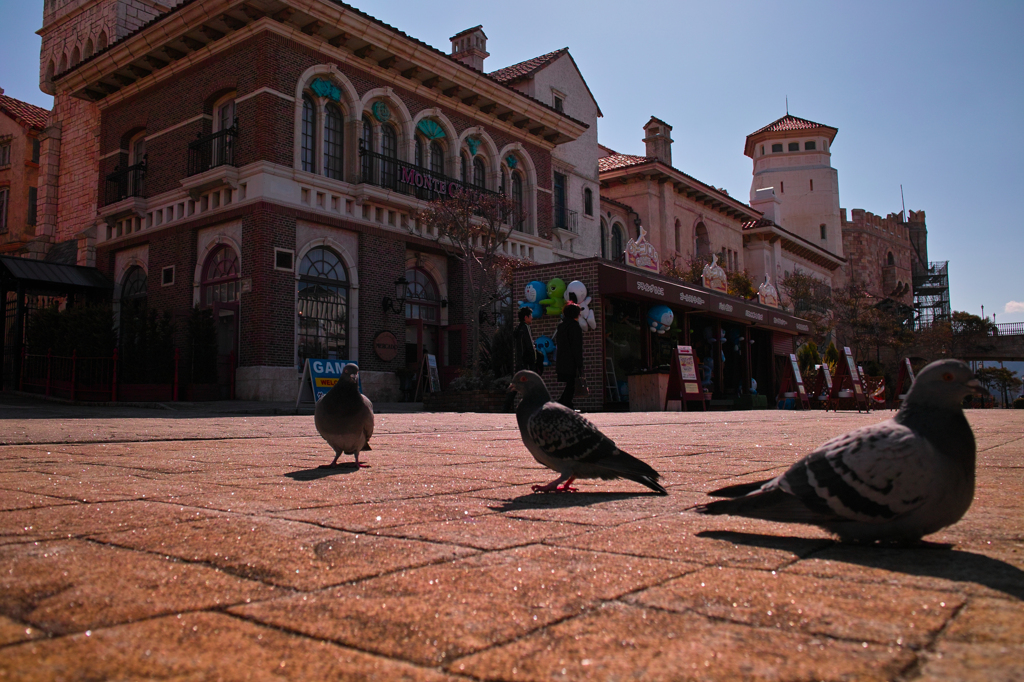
339, 363, 360, 385
508, 370, 551, 401
904, 359, 982, 409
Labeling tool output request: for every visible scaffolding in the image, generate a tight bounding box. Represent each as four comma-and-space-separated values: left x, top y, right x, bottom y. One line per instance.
912, 260, 950, 330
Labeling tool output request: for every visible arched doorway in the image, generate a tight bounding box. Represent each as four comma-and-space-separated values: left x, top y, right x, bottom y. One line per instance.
297, 247, 349, 368
200, 244, 240, 394
404, 267, 440, 374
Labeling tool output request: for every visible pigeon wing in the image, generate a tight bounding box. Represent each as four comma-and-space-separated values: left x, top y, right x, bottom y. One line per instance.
778, 420, 937, 523
526, 403, 618, 463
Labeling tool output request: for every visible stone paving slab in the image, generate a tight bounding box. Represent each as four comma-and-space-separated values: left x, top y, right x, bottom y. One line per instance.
0, 393, 1021, 681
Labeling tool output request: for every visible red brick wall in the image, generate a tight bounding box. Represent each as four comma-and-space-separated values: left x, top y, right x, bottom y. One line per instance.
240, 206, 296, 367
513, 258, 604, 411
357, 232, 407, 373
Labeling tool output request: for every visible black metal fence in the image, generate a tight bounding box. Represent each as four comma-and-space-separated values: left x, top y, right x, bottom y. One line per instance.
104, 160, 146, 206
187, 122, 238, 177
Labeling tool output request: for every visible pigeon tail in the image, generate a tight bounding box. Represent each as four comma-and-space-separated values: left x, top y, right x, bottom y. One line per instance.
707, 479, 773, 498
692, 488, 838, 523
597, 450, 668, 495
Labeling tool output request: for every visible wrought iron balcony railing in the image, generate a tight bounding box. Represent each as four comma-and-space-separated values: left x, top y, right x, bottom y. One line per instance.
359, 149, 501, 203
555, 206, 578, 233
187, 120, 238, 177
104, 159, 146, 206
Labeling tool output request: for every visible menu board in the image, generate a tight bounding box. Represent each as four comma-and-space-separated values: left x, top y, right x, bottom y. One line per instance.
827, 347, 870, 412
844, 347, 864, 396
789, 354, 807, 396
665, 345, 705, 410
426, 354, 442, 393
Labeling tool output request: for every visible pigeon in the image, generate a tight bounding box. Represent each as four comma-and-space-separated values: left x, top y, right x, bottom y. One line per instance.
314, 363, 374, 468
508, 370, 667, 494
693, 359, 983, 543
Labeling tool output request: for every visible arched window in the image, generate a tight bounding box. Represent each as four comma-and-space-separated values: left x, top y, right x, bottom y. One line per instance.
297, 247, 349, 367
511, 171, 524, 231
202, 245, 240, 306
584, 187, 593, 216
600, 219, 608, 259
404, 268, 439, 322
460, 152, 468, 183
84, 38, 94, 59
695, 222, 710, 258
215, 96, 235, 132
120, 266, 147, 309
71, 46, 80, 66
472, 157, 485, 188
58, 53, 67, 74
301, 95, 316, 173
429, 141, 444, 175
381, 123, 398, 188
674, 219, 681, 254
97, 31, 107, 50
887, 251, 895, 266
415, 138, 424, 168
45, 60, 54, 85
323, 103, 343, 180
611, 224, 625, 260
360, 116, 373, 181
128, 131, 147, 166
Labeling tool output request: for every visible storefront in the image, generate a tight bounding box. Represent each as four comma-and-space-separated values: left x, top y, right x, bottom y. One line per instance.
513, 257, 812, 411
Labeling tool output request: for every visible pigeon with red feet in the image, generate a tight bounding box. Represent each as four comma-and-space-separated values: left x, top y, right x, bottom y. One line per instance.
508, 370, 667, 494
315, 363, 374, 468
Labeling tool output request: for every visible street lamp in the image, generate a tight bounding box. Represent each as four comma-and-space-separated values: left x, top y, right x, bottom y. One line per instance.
382, 275, 408, 314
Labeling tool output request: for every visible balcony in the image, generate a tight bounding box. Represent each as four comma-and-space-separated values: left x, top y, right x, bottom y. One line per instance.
359, 149, 501, 203
187, 122, 237, 177
104, 159, 146, 206
554, 206, 578, 234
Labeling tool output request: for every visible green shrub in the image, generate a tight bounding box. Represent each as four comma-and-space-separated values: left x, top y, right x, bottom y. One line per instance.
1014, 396, 1024, 409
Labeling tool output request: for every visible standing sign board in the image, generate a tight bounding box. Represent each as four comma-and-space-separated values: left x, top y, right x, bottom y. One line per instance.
892, 358, 916, 409
827, 346, 869, 412
777, 353, 810, 409
809, 364, 833, 407
296, 358, 359, 407
414, 353, 442, 401
664, 345, 706, 411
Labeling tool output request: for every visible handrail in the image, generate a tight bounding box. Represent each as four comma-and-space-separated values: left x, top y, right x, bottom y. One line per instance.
104, 159, 146, 205
358, 148, 501, 202
187, 120, 238, 177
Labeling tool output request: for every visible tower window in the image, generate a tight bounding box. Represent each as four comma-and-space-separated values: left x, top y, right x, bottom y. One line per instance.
810, 179, 814, 191
780, 181, 784, 194
553, 96, 563, 112
788, 142, 799, 152
820, 224, 827, 240
771, 143, 782, 153
805, 141, 816, 150
760, 145, 764, 155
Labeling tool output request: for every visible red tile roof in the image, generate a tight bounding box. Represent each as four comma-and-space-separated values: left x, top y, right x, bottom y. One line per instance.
488, 48, 568, 84
748, 114, 833, 137
598, 153, 653, 172
0, 93, 49, 130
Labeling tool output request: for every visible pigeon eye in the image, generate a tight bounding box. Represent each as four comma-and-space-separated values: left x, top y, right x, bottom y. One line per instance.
942, 373, 954, 382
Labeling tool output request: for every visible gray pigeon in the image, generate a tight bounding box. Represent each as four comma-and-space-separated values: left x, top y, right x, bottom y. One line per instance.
694, 359, 983, 542
314, 363, 374, 468
508, 370, 667, 494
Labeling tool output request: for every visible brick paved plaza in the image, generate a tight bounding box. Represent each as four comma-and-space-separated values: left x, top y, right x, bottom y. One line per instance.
0, 395, 1020, 681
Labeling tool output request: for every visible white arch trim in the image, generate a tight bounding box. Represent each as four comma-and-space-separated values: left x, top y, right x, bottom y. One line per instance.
193, 234, 243, 288
293, 65, 360, 171
405, 255, 447, 304
361, 87, 414, 158
113, 257, 148, 301
296, 237, 360, 289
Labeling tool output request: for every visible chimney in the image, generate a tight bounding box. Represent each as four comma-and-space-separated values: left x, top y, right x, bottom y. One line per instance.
449, 26, 489, 72
643, 117, 673, 166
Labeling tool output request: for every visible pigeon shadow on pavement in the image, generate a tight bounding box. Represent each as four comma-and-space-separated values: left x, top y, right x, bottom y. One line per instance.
698, 530, 1024, 601
489, 491, 654, 512
284, 465, 364, 481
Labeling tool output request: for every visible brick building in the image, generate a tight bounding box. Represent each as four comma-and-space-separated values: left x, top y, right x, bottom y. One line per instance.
0, 90, 49, 254
840, 208, 916, 307
45, 0, 592, 401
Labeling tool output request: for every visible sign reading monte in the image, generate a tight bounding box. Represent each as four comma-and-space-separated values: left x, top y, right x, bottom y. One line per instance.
373, 331, 398, 362
625, 227, 659, 273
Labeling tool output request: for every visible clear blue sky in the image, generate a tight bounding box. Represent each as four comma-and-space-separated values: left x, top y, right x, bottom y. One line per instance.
2, 0, 1022, 323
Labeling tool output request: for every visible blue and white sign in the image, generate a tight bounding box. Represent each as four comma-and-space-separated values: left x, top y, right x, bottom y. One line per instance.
296, 358, 360, 406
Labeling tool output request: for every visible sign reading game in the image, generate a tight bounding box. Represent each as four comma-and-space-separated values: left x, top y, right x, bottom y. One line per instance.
295, 358, 359, 407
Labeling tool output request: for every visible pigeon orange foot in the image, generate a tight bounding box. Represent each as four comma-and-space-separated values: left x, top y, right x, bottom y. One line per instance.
532, 476, 577, 493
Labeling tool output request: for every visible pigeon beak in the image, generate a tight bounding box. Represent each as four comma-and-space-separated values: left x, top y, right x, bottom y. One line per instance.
507, 383, 516, 393
966, 378, 984, 395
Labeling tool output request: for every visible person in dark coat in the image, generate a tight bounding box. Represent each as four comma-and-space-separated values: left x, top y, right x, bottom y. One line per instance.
555, 302, 584, 409
504, 307, 538, 411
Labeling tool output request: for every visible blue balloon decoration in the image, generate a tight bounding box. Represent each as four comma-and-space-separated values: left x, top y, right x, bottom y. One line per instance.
647, 305, 674, 334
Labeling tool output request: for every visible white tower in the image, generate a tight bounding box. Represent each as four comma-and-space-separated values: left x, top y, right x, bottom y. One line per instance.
744, 114, 843, 258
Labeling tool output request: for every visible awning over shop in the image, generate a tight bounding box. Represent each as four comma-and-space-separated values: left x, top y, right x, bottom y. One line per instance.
0, 256, 113, 294
598, 261, 812, 335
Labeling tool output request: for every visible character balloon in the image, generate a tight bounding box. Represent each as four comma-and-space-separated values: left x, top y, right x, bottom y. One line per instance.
539, 278, 566, 316
517, 280, 546, 318
564, 280, 596, 330
535, 335, 556, 366
647, 305, 674, 334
